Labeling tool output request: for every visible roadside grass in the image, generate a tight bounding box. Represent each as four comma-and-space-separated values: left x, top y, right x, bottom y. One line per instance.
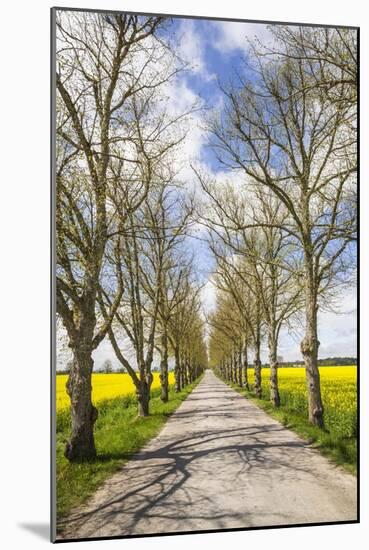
56, 378, 201, 519
226, 381, 357, 475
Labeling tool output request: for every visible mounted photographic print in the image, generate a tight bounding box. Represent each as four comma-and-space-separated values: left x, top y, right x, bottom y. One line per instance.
51, 6, 358, 542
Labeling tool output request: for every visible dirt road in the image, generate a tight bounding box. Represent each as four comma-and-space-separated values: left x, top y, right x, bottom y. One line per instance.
58, 370, 357, 539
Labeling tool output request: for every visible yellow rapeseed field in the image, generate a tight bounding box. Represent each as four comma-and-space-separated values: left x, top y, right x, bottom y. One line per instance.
56, 372, 175, 412
248, 366, 357, 437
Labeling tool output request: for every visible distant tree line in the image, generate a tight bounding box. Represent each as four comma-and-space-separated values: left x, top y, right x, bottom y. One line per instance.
260, 357, 357, 368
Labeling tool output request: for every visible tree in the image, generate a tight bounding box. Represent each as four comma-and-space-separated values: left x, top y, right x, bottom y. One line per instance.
198, 178, 303, 405
207, 285, 246, 388
100, 195, 165, 417
157, 259, 194, 401
102, 359, 113, 373
56, 11, 176, 460
167, 283, 205, 392
263, 26, 357, 108
141, 185, 195, 402
184, 313, 208, 381
215, 260, 264, 396
207, 35, 357, 426
100, 182, 193, 415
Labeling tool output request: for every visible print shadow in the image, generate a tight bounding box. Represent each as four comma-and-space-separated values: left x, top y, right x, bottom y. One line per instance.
18, 523, 49, 541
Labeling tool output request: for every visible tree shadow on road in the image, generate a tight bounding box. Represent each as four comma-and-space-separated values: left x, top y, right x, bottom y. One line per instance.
57, 419, 315, 538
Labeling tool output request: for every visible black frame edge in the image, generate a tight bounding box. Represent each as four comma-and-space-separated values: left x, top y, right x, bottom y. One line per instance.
50, 6, 57, 544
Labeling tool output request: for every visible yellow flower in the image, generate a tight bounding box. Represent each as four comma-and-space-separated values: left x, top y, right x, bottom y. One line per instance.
248, 366, 357, 437
56, 372, 175, 412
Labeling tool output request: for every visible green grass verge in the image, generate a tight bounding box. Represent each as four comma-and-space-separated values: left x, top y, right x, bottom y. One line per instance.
56, 377, 202, 519
225, 381, 357, 476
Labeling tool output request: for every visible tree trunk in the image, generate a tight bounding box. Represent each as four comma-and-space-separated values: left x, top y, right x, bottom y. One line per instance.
301, 265, 324, 427
137, 379, 150, 416
232, 351, 236, 384
159, 329, 169, 402
268, 332, 280, 407
136, 366, 153, 417
253, 305, 262, 398
179, 353, 185, 389
242, 337, 249, 390
253, 339, 262, 399
238, 346, 243, 387
235, 352, 239, 384
65, 349, 98, 462
180, 366, 184, 389
184, 352, 189, 386
191, 364, 195, 381
174, 346, 181, 392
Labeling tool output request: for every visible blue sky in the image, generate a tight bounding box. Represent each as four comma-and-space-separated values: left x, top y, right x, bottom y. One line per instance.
165, 17, 357, 363
57, 17, 357, 369
168, 18, 266, 172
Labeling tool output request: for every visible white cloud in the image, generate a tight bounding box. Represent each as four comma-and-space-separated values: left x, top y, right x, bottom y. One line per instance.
56, 17, 357, 369
317, 289, 357, 357
177, 19, 216, 82
201, 277, 217, 315
162, 75, 209, 189
211, 21, 274, 53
